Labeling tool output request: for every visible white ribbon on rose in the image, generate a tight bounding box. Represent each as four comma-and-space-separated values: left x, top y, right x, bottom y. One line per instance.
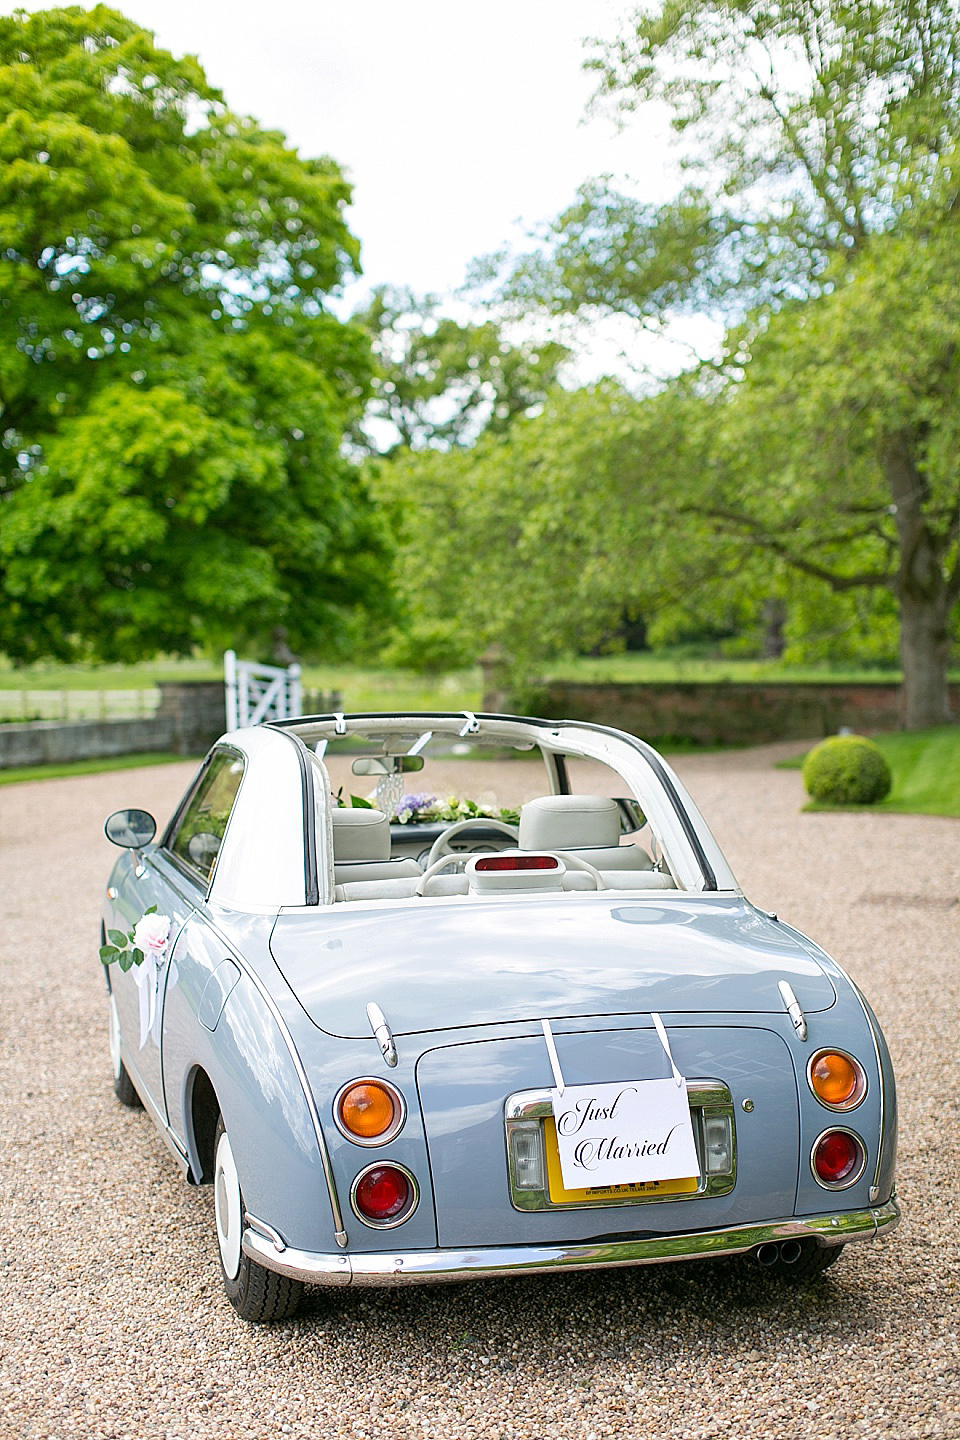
131, 913, 171, 1048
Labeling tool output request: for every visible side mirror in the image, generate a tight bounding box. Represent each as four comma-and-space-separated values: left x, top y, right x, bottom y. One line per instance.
104, 809, 157, 849
351, 755, 425, 776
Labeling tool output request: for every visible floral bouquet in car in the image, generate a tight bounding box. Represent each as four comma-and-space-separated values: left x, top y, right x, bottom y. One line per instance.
394, 794, 520, 826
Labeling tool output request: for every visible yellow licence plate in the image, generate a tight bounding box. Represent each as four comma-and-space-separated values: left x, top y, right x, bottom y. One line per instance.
544, 1117, 700, 1205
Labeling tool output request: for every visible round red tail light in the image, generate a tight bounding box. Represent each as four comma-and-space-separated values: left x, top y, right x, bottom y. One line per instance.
812, 1129, 865, 1188
351, 1163, 418, 1227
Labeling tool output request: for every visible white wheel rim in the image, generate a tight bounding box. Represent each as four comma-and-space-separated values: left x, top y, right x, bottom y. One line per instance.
108, 996, 122, 1080
215, 1130, 243, 1280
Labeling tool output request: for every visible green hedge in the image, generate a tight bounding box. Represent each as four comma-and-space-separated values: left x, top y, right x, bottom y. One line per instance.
802, 735, 892, 805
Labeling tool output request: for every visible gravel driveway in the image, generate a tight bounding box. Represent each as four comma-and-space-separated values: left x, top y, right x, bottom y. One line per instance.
1, 744, 958, 1439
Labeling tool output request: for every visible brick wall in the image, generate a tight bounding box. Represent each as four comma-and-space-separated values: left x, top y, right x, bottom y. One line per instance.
527, 680, 960, 746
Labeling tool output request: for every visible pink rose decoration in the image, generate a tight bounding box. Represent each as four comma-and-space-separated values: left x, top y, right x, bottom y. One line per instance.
133, 912, 171, 960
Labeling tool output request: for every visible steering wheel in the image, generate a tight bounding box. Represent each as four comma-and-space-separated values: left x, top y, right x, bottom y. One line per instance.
415, 853, 469, 897
425, 817, 520, 868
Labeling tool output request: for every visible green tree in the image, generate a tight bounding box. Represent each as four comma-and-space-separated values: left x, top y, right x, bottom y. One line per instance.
352, 286, 569, 454
374, 382, 751, 673
0, 5, 384, 663
491, 0, 960, 725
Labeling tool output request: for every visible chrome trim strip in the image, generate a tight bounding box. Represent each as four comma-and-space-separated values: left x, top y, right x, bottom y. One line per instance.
244, 1212, 287, 1253
172, 907, 351, 1249
135, 855, 349, 1245
828, 963, 889, 1203
238, 958, 349, 1248
778, 980, 808, 1041
242, 1198, 900, 1286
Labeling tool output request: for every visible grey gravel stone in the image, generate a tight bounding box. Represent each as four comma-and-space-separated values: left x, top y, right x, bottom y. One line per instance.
0, 743, 957, 1439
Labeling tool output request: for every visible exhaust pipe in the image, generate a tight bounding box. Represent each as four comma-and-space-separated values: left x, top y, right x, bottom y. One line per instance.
755, 1240, 806, 1267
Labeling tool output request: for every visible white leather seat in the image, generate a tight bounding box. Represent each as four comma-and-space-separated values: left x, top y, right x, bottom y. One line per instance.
331, 809, 422, 884
518, 795, 653, 871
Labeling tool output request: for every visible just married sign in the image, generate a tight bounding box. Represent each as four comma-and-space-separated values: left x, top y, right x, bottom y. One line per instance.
550, 1078, 700, 1188
542, 1014, 701, 1190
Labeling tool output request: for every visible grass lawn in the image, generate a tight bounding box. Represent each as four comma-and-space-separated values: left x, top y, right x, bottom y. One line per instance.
779, 727, 960, 817
0, 752, 200, 786
0, 655, 483, 711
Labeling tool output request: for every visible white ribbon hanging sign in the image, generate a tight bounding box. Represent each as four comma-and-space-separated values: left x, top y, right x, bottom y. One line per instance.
543, 1015, 701, 1190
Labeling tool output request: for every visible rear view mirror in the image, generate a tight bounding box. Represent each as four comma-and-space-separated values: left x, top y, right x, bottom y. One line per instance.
351, 755, 425, 776
187, 832, 221, 869
104, 809, 157, 849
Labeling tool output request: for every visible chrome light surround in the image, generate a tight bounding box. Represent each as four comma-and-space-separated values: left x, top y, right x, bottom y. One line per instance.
350, 1161, 420, 1229
505, 1080, 736, 1213
333, 1077, 406, 1147
806, 1048, 868, 1112
810, 1127, 867, 1190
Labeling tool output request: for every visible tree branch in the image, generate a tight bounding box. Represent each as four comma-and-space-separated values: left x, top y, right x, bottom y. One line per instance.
681, 502, 894, 590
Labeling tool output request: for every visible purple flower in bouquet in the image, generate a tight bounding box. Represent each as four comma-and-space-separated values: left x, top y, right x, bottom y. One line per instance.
395, 792, 438, 824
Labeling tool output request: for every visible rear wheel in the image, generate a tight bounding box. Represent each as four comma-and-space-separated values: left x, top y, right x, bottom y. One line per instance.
213, 1117, 304, 1323
109, 995, 141, 1108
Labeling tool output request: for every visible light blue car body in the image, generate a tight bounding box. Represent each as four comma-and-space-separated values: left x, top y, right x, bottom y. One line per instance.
102, 712, 899, 1301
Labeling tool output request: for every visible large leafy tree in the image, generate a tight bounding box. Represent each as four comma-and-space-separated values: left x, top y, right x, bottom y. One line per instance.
0, 6, 384, 663
374, 382, 754, 673
352, 286, 569, 455
494, 0, 960, 725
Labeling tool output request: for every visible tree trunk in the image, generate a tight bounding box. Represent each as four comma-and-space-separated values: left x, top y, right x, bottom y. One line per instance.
898, 588, 952, 729
886, 439, 954, 729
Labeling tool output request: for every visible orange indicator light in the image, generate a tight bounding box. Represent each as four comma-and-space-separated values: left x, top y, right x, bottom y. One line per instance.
809, 1051, 865, 1109
338, 1081, 399, 1140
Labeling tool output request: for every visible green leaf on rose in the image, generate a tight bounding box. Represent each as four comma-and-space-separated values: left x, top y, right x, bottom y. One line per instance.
132, 948, 144, 967
144, 905, 157, 915
108, 929, 128, 947
99, 945, 119, 964
118, 950, 134, 972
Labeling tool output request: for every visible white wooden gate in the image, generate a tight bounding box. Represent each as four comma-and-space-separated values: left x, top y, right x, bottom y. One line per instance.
224, 649, 303, 730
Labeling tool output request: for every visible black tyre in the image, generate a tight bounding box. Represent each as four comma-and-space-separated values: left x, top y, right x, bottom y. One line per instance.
109, 995, 141, 1108
753, 1239, 845, 1280
213, 1117, 304, 1323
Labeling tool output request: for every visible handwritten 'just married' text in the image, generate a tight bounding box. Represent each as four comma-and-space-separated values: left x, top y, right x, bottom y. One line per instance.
554, 1088, 683, 1173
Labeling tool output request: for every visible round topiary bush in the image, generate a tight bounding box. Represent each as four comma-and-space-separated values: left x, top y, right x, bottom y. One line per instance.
802, 735, 892, 805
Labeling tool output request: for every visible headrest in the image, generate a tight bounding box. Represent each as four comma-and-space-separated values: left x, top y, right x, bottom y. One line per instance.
519, 795, 621, 852
331, 808, 391, 862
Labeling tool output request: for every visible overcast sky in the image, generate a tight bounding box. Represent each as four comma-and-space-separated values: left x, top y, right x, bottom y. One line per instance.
3, 1, 713, 377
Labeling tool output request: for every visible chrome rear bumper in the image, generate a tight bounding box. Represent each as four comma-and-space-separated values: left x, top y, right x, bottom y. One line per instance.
243, 1197, 899, 1287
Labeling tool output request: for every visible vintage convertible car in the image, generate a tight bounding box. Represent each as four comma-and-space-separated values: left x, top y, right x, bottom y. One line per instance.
100, 711, 899, 1322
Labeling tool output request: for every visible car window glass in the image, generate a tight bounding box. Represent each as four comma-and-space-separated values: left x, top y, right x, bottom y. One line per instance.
169, 750, 245, 884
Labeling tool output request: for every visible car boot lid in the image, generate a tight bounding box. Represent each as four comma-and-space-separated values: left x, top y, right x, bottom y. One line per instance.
270, 895, 836, 1039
